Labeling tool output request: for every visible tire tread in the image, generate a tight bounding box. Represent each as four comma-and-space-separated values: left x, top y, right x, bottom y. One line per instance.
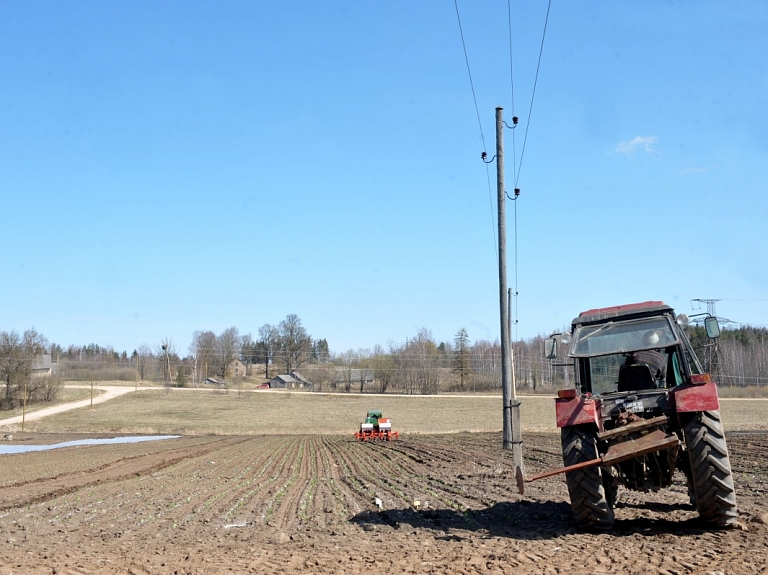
683, 410, 738, 526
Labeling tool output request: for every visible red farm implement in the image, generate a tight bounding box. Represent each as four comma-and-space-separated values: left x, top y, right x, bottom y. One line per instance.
355, 410, 400, 441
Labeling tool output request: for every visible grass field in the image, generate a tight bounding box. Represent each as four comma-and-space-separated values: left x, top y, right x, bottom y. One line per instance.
0, 386, 100, 420
19, 387, 768, 435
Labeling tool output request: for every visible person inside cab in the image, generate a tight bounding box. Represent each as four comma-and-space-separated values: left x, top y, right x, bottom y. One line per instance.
622, 330, 667, 385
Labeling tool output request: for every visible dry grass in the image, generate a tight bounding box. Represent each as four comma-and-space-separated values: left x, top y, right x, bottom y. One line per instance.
715, 397, 768, 430
716, 385, 768, 398
0, 387, 99, 420
21, 388, 767, 436
26, 390, 512, 435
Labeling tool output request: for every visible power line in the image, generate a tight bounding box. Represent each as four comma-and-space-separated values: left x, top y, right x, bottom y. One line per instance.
503, 1, 553, 339
454, 0, 498, 260
454, 0, 486, 153
506, 0, 518, 183
514, 0, 552, 189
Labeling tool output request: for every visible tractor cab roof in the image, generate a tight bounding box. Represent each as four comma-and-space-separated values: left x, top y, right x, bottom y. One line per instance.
574, 301, 674, 327
367, 410, 383, 418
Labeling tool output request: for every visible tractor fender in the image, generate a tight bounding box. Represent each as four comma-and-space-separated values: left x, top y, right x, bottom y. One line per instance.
672, 380, 720, 413
555, 396, 602, 429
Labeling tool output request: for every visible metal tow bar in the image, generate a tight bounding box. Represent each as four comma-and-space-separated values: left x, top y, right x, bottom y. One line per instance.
515, 416, 678, 495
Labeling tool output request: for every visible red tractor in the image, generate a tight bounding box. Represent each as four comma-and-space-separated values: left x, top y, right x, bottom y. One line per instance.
525, 301, 737, 530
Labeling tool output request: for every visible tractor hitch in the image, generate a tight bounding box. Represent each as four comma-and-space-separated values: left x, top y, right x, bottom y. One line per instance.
516, 426, 679, 495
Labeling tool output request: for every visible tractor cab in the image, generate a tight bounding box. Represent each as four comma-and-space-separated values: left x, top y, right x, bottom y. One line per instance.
546, 302, 717, 397
365, 410, 383, 425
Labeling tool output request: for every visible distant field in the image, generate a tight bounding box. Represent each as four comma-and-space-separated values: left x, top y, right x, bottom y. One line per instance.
20, 388, 768, 435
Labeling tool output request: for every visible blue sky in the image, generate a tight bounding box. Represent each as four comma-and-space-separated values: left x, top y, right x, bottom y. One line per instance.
1, 1, 767, 356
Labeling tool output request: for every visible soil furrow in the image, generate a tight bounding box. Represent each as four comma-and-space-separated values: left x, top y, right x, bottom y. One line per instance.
0, 431, 765, 574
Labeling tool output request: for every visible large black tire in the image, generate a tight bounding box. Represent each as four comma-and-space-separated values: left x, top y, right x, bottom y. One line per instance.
561, 426, 615, 530
683, 410, 738, 526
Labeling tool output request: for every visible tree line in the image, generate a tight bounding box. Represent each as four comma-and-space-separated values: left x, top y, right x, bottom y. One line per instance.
2, 321, 767, 410
49, 314, 329, 386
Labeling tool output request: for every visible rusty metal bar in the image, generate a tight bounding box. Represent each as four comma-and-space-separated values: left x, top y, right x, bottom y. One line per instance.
601, 429, 679, 466
596, 415, 668, 441
517, 428, 680, 495
524, 457, 603, 483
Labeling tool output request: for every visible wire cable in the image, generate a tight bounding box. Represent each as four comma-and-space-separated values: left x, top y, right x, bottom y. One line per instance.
515, 0, 552, 188
506, 0, 518, 183
454, 0, 498, 258
454, 0, 486, 152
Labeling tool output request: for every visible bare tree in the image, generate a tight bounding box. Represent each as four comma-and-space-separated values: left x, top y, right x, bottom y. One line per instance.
155, 337, 177, 385
0, 328, 48, 408
278, 314, 311, 373
258, 324, 279, 378
357, 348, 373, 393
470, 339, 501, 391
411, 328, 440, 394
338, 349, 356, 392
191, 331, 216, 382
217, 327, 240, 378
299, 362, 336, 392
389, 329, 441, 395
240, 333, 257, 370
135, 344, 153, 380
371, 345, 395, 394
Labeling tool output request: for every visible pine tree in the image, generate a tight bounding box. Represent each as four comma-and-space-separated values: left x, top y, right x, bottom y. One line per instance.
452, 328, 471, 391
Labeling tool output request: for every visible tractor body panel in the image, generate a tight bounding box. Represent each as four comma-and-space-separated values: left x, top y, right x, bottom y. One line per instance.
671, 380, 720, 412
555, 396, 601, 429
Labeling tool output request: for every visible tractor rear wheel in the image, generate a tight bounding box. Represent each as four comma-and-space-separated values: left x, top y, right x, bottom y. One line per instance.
561, 426, 615, 530
683, 410, 738, 526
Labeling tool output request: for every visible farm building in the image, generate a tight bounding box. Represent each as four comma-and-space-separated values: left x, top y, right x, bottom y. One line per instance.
334, 368, 374, 386
291, 371, 311, 386
31, 354, 56, 377
227, 359, 246, 378
269, 371, 312, 389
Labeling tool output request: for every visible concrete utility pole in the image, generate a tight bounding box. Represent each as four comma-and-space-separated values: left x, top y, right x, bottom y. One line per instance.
496, 107, 524, 472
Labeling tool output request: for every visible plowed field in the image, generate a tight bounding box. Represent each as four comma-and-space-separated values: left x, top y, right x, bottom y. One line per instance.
1, 432, 767, 574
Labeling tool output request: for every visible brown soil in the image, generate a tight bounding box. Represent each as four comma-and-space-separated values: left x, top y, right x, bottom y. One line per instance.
0, 432, 766, 574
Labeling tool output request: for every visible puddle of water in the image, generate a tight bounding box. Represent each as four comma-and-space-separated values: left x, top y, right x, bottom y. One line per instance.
0, 435, 180, 455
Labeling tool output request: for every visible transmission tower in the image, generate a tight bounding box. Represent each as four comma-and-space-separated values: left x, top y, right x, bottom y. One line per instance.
691, 298, 721, 374
691, 298, 720, 319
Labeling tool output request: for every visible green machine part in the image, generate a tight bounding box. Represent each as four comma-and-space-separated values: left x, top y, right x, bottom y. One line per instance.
365, 410, 383, 425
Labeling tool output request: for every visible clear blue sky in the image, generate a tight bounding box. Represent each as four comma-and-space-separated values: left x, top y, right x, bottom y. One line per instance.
2, 1, 767, 356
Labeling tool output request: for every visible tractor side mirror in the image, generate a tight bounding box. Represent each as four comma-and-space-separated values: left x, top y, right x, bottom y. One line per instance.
544, 337, 557, 359
704, 316, 721, 339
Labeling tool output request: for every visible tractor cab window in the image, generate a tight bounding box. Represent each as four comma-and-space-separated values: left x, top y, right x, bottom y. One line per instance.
572, 317, 682, 395
584, 348, 673, 395
587, 354, 625, 395
569, 317, 678, 357
681, 330, 705, 376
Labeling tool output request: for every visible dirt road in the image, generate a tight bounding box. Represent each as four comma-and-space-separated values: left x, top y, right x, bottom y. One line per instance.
0, 431, 765, 574
0, 386, 136, 429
